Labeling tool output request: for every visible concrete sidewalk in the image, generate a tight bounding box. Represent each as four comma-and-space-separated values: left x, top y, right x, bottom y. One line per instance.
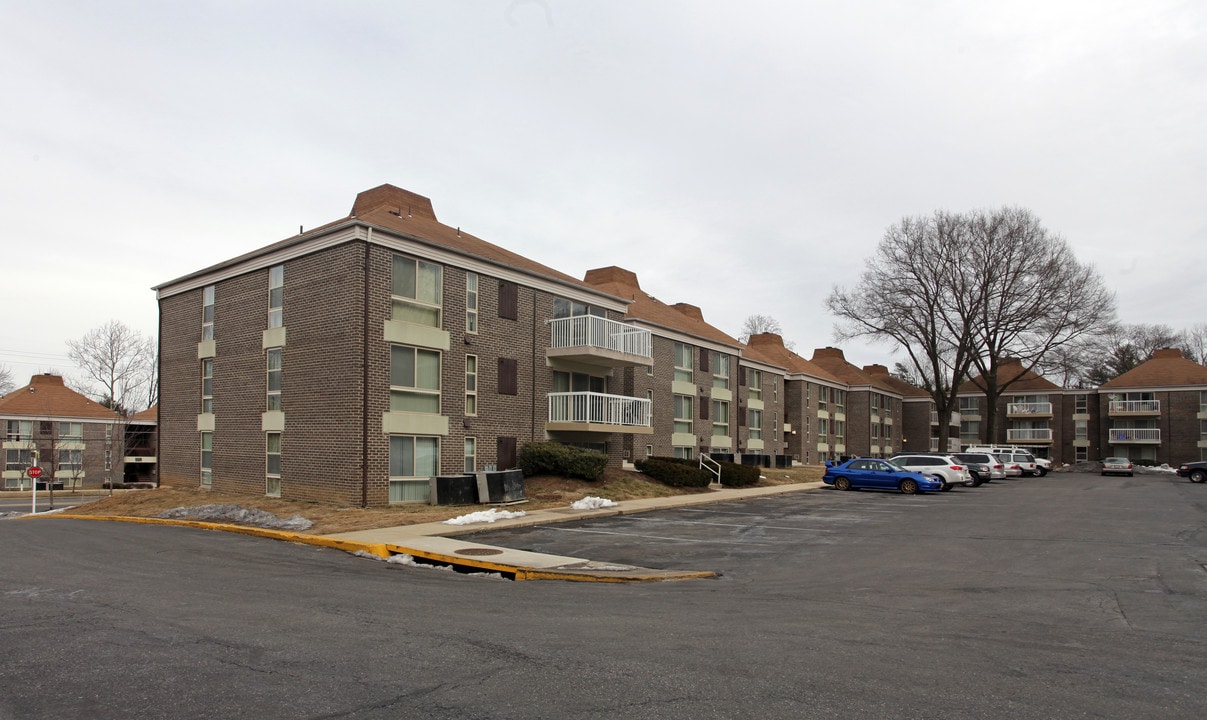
326, 481, 824, 582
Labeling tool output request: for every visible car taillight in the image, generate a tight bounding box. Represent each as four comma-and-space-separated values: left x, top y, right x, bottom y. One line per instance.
993, 464, 1004, 469
949, 465, 963, 470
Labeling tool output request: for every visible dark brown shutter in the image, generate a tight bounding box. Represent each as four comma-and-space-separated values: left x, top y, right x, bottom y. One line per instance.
498, 358, 518, 395
699, 349, 710, 373
498, 281, 518, 320
497, 437, 517, 469
700, 397, 709, 419
737, 406, 746, 427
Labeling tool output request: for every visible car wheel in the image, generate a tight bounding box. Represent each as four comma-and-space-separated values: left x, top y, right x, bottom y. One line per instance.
1037, 467, 1048, 477
967, 477, 982, 488
834, 476, 852, 491
899, 478, 919, 495
1100, 471, 1108, 476
1191, 470, 1207, 484
940, 481, 952, 491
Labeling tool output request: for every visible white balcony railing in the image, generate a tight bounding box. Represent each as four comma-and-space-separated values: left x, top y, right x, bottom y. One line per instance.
1007, 402, 1053, 416
548, 316, 652, 359
1109, 428, 1161, 443
930, 411, 962, 426
548, 392, 652, 428
1109, 400, 1160, 414
929, 438, 961, 452
1006, 428, 1053, 442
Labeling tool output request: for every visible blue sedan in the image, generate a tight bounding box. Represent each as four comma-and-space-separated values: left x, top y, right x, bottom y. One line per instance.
822, 458, 944, 494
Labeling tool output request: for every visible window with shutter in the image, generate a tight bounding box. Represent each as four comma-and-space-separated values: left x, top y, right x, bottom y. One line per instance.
498, 358, 518, 395
498, 282, 518, 320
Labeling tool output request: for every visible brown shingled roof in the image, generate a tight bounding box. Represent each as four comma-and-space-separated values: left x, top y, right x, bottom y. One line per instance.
809, 347, 902, 393
862, 364, 931, 398
582, 266, 742, 348
130, 405, 158, 423
1100, 348, 1207, 388
958, 358, 1060, 393
744, 334, 842, 383
0, 374, 119, 420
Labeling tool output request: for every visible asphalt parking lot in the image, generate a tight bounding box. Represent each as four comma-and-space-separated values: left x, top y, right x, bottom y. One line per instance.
4, 471, 1206, 719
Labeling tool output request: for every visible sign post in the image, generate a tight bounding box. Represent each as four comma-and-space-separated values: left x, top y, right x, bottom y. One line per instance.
27, 466, 43, 514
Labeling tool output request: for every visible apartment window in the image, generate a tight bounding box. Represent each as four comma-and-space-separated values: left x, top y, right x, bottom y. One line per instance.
961, 420, 980, 444
268, 265, 284, 328
959, 397, 980, 414
553, 298, 605, 319
1200, 391, 1207, 414
266, 349, 282, 411
5, 420, 32, 442
464, 437, 476, 473
673, 342, 693, 383
1075, 448, 1088, 462
1075, 419, 1088, 441
1075, 394, 1088, 414
5, 449, 32, 473
748, 369, 762, 401
673, 395, 693, 434
391, 254, 442, 327
773, 378, 778, 403
749, 408, 763, 440
200, 432, 213, 486
773, 412, 779, 442
834, 420, 845, 440
871, 422, 880, 439
834, 389, 846, 413
712, 400, 729, 437
870, 393, 880, 411
1200, 419, 1207, 442
389, 435, 438, 502
266, 433, 281, 496
645, 445, 653, 458
58, 449, 83, 474
711, 352, 730, 390
673, 446, 693, 460
390, 346, 441, 413
818, 388, 828, 412
202, 285, 215, 340
59, 422, 83, 441
201, 359, 214, 414
818, 417, 829, 436
466, 272, 479, 334
465, 355, 478, 416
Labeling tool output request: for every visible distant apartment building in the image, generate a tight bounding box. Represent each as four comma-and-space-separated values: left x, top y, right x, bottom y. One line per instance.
0, 374, 156, 489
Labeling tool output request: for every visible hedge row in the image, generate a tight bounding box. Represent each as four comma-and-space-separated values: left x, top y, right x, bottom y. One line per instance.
636, 456, 762, 488
518, 442, 608, 481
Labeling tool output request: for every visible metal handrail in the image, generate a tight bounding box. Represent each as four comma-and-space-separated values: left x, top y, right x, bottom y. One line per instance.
699, 454, 722, 488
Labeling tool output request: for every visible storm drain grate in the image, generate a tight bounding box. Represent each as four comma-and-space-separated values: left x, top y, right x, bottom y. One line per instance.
455, 548, 504, 556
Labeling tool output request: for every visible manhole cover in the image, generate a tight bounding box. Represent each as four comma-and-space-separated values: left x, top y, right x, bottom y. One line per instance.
455, 548, 504, 556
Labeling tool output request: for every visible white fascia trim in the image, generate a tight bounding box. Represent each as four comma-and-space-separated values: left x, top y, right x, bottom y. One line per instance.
1098, 385, 1207, 394
0, 413, 122, 425
785, 373, 849, 390
156, 224, 363, 299
629, 321, 743, 356
738, 357, 789, 375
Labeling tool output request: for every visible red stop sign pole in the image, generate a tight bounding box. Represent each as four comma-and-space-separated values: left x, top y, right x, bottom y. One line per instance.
27, 466, 43, 513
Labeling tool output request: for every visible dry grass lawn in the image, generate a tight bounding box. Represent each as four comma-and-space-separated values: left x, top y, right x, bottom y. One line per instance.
61, 465, 824, 535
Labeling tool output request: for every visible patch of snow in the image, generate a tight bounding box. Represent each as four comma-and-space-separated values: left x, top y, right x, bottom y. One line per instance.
570, 496, 618, 510
157, 504, 314, 531
442, 508, 527, 525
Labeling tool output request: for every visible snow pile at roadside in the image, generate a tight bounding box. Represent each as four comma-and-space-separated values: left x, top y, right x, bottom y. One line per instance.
570, 496, 618, 510
157, 504, 314, 531
442, 508, 527, 525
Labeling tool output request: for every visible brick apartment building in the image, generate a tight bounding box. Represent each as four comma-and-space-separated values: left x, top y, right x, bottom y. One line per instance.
154, 184, 1207, 506
1, 374, 157, 490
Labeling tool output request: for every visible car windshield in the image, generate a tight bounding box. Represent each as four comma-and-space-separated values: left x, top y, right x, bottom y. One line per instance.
886, 459, 909, 471
1105, 457, 1128, 463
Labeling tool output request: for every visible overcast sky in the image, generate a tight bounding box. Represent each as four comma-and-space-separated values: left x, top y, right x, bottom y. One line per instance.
2, 0, 1204, 387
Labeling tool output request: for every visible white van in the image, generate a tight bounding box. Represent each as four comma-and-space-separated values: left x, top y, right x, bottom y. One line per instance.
965, 446, 1044, 477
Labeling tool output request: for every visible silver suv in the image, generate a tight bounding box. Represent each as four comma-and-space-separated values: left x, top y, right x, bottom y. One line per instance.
966, 446, 1039, 477
889, 454, 974, 490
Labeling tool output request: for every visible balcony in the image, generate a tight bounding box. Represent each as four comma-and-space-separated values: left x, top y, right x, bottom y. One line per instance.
1109, 428, 1161, 444
547, 316, 652, 368
930, 411, 962, 426
1006, 428, 1053, 443
547, 392, 653, 434
1007, 402, 1052, 418
1109, 400, 1160, 415
929, 438, 961, 452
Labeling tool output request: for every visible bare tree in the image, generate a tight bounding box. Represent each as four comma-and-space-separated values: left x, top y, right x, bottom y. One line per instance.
828, 207, 1115, 448
738, 315, 795, 350
66, 320, 156, 414
827, 210, 979, 452
961, 208, 1115, 443
1179, 322, 1207, 365
1068, 323, 1185, 386
0, 364, 14, 395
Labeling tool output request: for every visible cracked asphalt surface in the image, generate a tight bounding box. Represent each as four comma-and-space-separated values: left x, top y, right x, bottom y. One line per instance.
3, 470, 1206, 719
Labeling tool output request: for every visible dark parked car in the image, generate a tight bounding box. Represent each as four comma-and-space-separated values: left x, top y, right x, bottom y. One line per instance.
822, 458, 944, 495
1176, 461, 1207, 483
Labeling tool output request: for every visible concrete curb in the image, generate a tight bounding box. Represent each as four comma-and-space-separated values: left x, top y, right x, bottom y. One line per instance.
27, 480, 825, 583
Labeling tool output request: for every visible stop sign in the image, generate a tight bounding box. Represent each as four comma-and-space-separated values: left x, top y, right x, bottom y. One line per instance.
27, 466, 43, 478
